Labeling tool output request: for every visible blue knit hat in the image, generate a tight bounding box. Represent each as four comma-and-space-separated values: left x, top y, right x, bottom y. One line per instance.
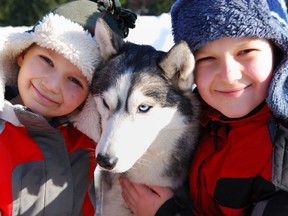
171, 0, 288, 120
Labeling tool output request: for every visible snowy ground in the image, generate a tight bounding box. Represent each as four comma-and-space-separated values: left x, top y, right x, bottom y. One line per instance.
0, 14, 174, 52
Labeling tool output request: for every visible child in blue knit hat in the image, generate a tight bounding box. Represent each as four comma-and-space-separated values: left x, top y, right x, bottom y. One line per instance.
119, 0, 288, 215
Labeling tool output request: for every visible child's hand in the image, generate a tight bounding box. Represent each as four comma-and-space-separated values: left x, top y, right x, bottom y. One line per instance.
119, 176, 174, 216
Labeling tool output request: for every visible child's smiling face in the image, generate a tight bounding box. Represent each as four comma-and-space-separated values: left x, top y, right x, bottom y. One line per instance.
17, 44, 89, 118
194, 37, 274, 118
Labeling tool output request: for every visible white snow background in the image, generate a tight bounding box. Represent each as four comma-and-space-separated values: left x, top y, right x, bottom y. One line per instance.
0, 14, 174, 51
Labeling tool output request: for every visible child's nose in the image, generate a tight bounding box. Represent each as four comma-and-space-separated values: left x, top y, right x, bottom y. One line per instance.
220, 56, 242, 83
42, 75, 61, 94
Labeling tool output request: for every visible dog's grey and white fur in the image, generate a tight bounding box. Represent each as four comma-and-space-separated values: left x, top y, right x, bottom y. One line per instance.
92, 19, 200, 216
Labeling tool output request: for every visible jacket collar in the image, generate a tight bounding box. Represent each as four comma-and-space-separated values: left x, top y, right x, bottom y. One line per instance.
200, 101, 273, 127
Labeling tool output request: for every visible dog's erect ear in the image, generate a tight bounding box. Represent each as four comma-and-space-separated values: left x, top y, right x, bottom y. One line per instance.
159, 41, 195, 92
95, 18, 124, 61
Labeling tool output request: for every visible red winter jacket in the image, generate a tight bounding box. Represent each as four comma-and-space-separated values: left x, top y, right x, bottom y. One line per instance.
190, 103, 276, 216
0, 101, 96, 216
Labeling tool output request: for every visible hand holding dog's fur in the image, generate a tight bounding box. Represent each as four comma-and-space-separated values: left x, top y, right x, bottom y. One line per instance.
119, 176, 174, 216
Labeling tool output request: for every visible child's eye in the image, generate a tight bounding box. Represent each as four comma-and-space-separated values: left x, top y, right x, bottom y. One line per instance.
238, 49, 255, 55
39, 55, 54, 67
68, 77, 83, 88
196, 56, 214, 64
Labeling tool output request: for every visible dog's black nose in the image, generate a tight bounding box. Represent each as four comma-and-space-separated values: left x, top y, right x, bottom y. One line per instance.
97, 154, 118, 170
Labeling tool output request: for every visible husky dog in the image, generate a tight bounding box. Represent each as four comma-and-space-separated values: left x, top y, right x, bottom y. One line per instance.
92, 19, 200, 216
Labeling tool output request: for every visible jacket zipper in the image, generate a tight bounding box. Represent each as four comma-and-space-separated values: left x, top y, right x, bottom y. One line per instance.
210, 121, 221, 151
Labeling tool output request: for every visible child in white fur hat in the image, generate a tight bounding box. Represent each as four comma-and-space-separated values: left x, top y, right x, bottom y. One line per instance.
0, 0, 135, 215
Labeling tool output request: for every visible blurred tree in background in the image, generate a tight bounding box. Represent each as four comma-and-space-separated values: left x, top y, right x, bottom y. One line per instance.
0, 0, 71, 26
119, 0, 174, 15
0, 0, 174, 26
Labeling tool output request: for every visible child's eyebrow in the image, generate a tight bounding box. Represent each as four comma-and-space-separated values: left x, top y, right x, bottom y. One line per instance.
194, 48, 212, 57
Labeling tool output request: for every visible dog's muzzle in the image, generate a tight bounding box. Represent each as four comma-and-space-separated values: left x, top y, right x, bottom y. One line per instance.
97, 154, 118, 170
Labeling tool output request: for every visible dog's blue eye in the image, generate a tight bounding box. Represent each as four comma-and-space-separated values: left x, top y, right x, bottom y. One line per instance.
138, 104, 151, 112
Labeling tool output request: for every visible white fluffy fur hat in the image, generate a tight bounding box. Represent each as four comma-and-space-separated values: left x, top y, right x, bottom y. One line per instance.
0, 0, 130, 86
1, 13, 98, 85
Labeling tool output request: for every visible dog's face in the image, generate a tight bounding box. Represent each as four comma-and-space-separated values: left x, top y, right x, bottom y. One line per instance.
92, 19, 196, 173
93, 70, 190, 173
